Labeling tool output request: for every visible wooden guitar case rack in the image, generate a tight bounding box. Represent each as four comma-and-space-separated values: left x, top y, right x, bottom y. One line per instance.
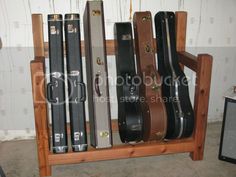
30, 12, 213, 177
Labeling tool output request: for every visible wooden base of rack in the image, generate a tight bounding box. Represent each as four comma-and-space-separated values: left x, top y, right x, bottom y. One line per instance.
30, 11, 213, 177
48, 137, 194, 165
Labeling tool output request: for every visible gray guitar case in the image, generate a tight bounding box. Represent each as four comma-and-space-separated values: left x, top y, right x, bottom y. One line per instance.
83, 0, 112, 148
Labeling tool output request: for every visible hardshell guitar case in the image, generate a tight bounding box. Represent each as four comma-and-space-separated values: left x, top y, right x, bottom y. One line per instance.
83, 1, 112, 148
114, 22, 144, 143
155, 12, 194, 139
47, 14, 68, 153
133, 11, 167, 141
64, 14, 87, 152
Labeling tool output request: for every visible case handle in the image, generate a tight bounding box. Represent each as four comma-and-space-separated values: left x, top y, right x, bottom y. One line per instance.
77, 82, 86, 102
47, 82, 57, 103
95, 74, 102, 97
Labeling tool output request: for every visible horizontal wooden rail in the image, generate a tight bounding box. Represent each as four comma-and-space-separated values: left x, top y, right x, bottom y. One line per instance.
44, 39, 157, 58
178, 52, 198, 72
48, 138, 195, 165
44, 40, 199, 72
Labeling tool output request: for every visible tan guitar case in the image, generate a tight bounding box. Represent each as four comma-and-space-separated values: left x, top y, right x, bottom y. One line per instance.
133, 11, 167, 141
83, 1, 112, 148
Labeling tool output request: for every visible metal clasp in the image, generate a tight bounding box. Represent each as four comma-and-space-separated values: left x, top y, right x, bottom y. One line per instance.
50, 26, 60, 35
142, 15, 151, 21
67, 24, 77, 33
96, 57, 104, 65
92, 10, 101, 16
145, 44, 154, 53
99, 131, 109, 138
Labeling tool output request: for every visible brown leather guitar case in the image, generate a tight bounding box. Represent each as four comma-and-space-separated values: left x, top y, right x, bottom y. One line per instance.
83, 1, 112, 148
133, 11, 167, 141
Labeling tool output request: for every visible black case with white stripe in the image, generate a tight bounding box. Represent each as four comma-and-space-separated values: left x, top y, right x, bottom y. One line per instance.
64, 14, 87, 152
155, 12, 194, 139
47, 14, 68, 153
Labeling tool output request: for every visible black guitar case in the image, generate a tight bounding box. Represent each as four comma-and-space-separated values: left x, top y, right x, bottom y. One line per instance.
155, 12, 194, 139
47, 14, 68, 153
64, 14, 87, 152
114, 22, 143, 143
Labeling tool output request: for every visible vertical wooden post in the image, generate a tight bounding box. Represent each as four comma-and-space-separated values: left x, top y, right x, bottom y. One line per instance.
32, 14, 45, 57
31, 60, 51, 177
175, 11, 187, 70
191, 54, 213, 160
175, 11, 187, 52
31, 14, 51, 176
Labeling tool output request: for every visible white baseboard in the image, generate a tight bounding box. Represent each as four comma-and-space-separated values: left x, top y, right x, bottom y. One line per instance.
0, 130, 36, 141
208, 116, 223, 123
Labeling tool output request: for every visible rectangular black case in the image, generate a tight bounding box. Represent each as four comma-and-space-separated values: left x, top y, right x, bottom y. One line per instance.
47, 14, 68, 153
64, 14, 87, 152
219, 97, 236, 164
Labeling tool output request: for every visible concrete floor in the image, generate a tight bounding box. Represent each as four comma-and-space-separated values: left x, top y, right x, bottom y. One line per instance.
0, 122, 236, 177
